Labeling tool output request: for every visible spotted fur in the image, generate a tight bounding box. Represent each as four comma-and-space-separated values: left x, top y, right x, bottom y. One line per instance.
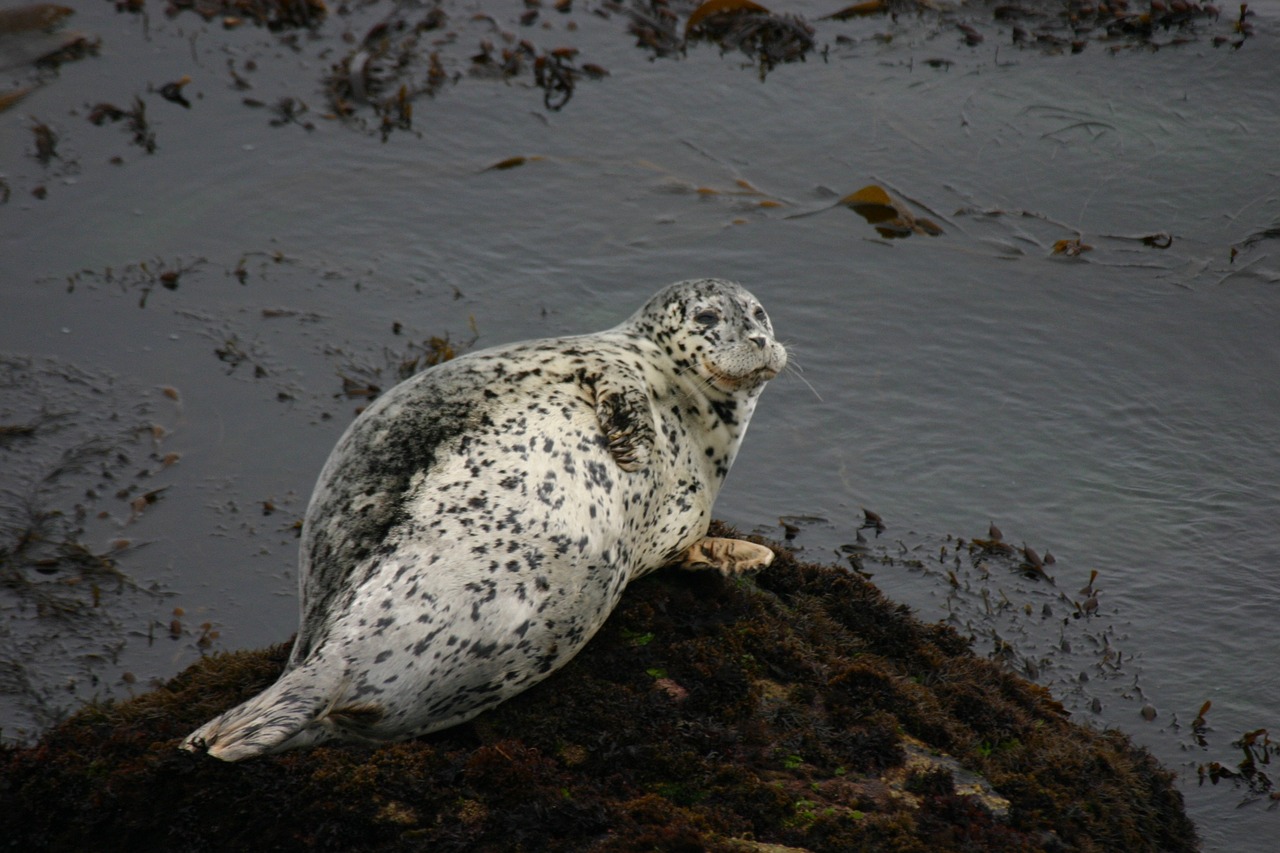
181, 279, 785, 760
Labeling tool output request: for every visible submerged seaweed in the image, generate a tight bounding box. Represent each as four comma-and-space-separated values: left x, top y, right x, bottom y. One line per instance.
0, 522, 1197, 852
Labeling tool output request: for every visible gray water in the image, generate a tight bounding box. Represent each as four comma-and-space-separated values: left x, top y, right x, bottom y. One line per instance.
2, 1, 1278, 848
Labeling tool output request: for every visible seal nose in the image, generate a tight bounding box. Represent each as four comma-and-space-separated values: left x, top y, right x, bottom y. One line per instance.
749, 336, 767, 349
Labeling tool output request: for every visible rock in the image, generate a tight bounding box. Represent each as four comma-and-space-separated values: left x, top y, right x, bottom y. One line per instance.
0, 522, 1197, 852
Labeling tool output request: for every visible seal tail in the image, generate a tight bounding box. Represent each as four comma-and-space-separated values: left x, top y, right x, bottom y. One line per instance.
181, 661, 346, 762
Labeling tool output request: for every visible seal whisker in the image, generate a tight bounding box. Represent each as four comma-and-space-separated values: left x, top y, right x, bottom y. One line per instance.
784, 363, 823, 402
772, 341, 822, 402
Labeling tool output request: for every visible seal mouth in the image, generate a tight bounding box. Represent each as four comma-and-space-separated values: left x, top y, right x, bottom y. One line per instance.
700, 359, 782, 392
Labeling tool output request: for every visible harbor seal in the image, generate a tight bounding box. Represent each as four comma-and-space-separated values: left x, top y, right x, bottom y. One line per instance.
182, 278, 786, 761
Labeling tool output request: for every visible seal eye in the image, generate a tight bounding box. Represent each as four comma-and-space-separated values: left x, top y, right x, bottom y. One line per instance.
753, 307, 768, 324
693, 310, 719, 328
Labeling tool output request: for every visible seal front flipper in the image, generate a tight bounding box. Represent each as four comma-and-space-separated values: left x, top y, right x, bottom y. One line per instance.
593, 379, 655, 472
677, 537, 775, 576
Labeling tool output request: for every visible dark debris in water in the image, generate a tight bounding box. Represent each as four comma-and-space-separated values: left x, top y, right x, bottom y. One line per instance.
0, 355, 186, 736
323, 2, 453, 138
320, 0, 610, 137
21, 0, 1239, 158
154, 0, 327, 30
29, 118, 58, 164
821, 0, 1251, 54
623, 0, 1248, 77
835, 517, 1148, 724
626, 0, 685, 55
0, 356, 175, 618
1197, 726, 1278, 807
684, 0, 816, 77
86, 97, 158, 154
334, 331, 472, 414
1186, 700, 1278, 809
64, 256, 207, 308
0, 522, 1197, 851
628, 0, 816, 77
985, 0, 1250, 53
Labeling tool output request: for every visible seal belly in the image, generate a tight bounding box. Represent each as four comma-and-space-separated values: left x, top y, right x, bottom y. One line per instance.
313, 396, 640, 739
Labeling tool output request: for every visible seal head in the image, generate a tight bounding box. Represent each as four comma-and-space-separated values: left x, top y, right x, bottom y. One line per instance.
637, 278, 784, 394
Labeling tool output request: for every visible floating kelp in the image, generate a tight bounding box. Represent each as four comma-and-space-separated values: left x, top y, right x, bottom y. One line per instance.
684, 0, 770, 34
0, 522, 1198, 851
156, 75, 193, 108
841, 185, 943, 239
1051, 237, 1092, 257
823, 0, 892, 20
482, 155, 547, 172
1196, 717, 1278, 808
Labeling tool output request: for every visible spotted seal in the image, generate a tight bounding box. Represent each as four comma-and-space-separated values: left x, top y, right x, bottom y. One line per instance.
182, 278, 786, 761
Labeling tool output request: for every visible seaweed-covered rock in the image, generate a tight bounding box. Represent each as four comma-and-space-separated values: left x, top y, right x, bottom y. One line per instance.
0, 523, 1196, 852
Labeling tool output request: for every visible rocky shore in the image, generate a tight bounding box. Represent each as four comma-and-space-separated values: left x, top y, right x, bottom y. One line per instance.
0, 523, 1197, 852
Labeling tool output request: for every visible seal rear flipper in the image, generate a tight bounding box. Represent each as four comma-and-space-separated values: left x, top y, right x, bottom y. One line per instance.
180, 661, 344, 762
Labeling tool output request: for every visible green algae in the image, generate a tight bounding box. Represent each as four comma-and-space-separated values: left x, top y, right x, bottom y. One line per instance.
0, 522, 1197, 852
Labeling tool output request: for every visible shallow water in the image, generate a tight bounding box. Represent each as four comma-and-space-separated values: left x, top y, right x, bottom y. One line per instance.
2, 1, 1278, 848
